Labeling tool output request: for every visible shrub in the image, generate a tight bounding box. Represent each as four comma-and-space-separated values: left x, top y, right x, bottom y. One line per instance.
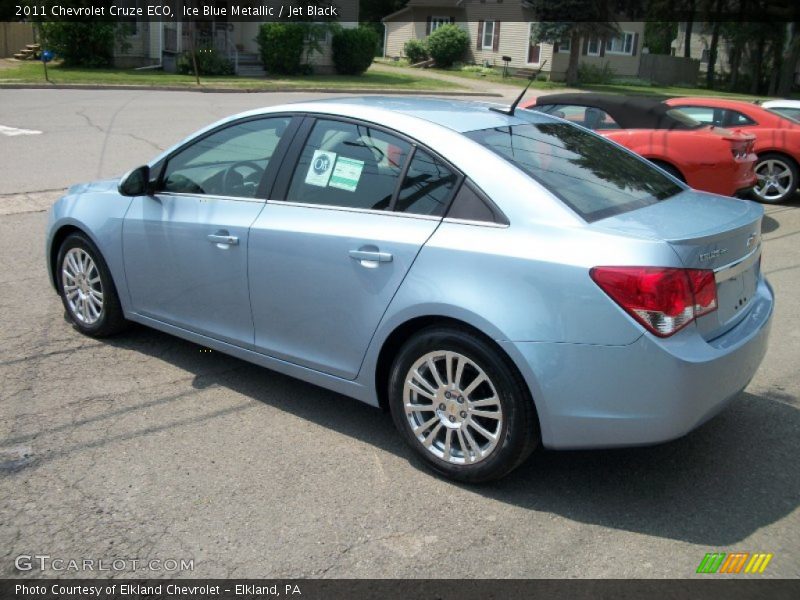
577, 62, 616, 84
38, 22, 117, 67
177, 49, 234, 76
331, 26, 378, 75
426, 24, 469, 68
257, 23, 306, 75
403, 38, 429, 64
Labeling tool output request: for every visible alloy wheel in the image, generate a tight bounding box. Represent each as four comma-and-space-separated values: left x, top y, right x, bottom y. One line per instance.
403, 350, 503, 465
754, 158, 794, 202
62, 247, 104, 325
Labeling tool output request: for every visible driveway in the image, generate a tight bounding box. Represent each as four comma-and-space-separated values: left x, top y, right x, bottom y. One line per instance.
1, 89, 798, 579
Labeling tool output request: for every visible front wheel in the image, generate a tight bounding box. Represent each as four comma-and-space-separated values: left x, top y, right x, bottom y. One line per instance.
388, 327, 539, 483
57, 233, 127, 337
753, 153, 799, 204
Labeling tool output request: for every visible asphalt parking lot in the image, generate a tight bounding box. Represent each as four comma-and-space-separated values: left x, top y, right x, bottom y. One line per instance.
0, 89, 798, 579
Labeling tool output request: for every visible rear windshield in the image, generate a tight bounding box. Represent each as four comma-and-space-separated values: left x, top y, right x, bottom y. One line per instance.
466, 122, 682, 222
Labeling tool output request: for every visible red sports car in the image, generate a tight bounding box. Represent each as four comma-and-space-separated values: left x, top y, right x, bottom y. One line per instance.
666, 97, 800, 203
523, 93, 757, 198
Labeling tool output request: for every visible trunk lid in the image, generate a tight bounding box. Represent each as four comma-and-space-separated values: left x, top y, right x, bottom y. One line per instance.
594, 190, 763, 340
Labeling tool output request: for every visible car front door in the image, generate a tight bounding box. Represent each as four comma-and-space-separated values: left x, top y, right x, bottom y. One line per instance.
248, 117, 460, 379
122, 116, 294, 347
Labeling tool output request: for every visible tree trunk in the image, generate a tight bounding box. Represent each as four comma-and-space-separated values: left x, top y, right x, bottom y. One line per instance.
750, 37, 765, 95
728, 41, 741, 91
565, 29, 581, 86
683, 1, 695, 59
706, 21, 721, 89
777, 23, 800, 97
188, 22, 201, 86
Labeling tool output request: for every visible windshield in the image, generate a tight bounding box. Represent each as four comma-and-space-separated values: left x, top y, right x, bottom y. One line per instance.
466, 122, 683, 222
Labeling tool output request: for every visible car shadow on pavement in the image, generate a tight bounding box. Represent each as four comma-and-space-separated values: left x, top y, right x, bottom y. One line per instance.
106, 326, 799, 547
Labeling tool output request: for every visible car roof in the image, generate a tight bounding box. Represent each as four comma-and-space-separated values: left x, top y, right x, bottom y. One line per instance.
533, 93, 698, 130
268, 96, 541, 133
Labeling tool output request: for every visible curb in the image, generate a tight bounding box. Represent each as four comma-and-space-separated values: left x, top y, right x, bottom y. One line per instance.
0, 83, 502, 96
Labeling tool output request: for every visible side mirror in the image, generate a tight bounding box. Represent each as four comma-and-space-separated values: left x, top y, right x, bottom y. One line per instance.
118, 165, 153, 196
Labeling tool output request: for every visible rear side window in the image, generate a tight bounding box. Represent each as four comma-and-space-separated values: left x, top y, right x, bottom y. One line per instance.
286, 119, 411, 211
394, 149, 458, 216
466, 123, 682, 222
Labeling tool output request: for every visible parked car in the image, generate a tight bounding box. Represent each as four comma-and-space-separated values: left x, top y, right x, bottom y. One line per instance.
46, 97, 773, 482
667, 97, 800, 204
759, 99, 800, 123
522, 93, 757, 198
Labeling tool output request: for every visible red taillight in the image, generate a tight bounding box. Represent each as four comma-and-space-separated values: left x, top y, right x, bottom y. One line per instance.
590, 266, 718, 337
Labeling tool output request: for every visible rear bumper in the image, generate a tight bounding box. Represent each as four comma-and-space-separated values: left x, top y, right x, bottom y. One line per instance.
502, 277, 774, 449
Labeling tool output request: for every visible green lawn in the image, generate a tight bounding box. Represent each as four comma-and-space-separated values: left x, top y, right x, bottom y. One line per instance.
375, 58, 565, 91
0, 60, 466, 91
373, 58, 779, 100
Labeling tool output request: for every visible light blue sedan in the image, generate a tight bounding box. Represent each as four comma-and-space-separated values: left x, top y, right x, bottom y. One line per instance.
46, 97, 773, 482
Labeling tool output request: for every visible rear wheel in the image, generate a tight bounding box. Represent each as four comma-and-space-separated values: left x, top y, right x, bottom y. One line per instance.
650, 160, 685, 182
753, 153, 798, 204
388, 326, 539, 483
57, 233, 127, 337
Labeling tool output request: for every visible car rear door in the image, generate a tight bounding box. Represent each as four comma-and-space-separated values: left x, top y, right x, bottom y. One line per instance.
122, 116, 295, 347
248, 117, 460, 379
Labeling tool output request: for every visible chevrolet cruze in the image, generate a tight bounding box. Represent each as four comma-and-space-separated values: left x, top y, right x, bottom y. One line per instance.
46, 97, 773, 482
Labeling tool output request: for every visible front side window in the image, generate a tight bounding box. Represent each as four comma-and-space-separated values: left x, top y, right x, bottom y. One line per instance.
725, 111, 757, 127
394, 149, 458, 216
558, 37, 571, 53
537, 104, 620, 130
587, 37, 601, 56
466, 122, 681, 222
482, 21, 495, 49
606, 32, 634, 55
676, 105, 720, 126
161, 117, 290, 198
285, 119, 411, 211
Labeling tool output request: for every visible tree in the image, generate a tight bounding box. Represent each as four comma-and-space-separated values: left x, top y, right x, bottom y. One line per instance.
531, 20, 619, 86
644, 22, 678, 55
777, 23, 800, 96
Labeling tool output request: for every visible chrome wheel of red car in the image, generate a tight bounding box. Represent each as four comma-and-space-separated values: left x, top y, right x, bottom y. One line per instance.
754, 154, 798, 204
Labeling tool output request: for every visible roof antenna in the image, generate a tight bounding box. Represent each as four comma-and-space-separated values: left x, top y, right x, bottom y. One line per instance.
490, 60, 547, 116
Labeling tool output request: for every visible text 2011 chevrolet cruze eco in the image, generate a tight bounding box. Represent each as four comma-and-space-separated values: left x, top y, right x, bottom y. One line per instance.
46, 97, 773, 482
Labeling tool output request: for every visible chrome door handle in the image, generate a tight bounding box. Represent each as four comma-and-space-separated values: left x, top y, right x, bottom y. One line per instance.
208, 234, 239, 246
349, 250, 393, 263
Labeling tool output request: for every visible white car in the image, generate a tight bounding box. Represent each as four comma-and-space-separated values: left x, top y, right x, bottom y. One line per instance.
761, 99, 800, 122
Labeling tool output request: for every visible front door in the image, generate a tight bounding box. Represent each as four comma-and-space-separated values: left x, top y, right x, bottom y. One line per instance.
123, 116, 292, 346
249, 118, 460, 379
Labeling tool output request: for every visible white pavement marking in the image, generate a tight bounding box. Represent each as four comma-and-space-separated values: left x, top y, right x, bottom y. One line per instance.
0, 124, 43, 136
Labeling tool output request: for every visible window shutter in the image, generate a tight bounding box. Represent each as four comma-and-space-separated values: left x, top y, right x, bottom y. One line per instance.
632, 32, 639, 56
582, 38, 589, 55
553, 41, 559, 53
599, 37, 605, 57
450, 16, 455, 24
426, 17, 432, 36
477, 20, 484, 49
493, 21, 500, 51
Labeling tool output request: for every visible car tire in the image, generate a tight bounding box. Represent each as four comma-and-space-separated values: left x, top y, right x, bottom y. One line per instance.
753, 153, 799, 204
388, 326, 539, 483
56, 232, 128, 337
650, 160, 685, 182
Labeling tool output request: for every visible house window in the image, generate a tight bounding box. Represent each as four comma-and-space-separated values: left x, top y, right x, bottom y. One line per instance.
587, 37, 601, 56
606, 32, 634, 55
430, 16, 451, 32
482, 21, 496, 50
558, 37, 571, 53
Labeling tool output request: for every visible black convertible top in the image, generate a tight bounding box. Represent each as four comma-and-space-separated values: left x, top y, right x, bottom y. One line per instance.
532, 93, 702, 130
